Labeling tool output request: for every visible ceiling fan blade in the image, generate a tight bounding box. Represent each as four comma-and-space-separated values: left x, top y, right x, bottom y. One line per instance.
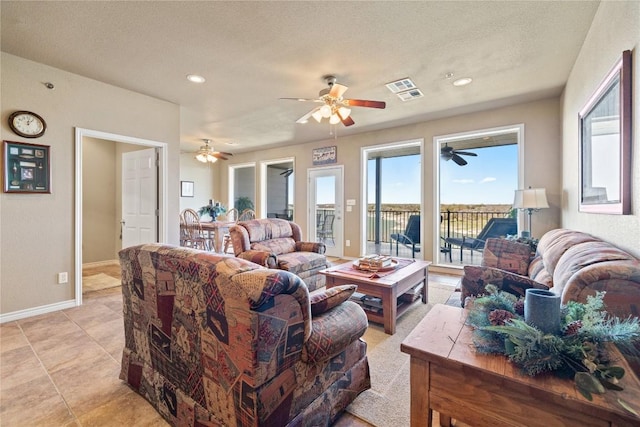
452, 153, 468, 166
217, 151, 233, 156
455, 150, 478, 157
337, 110, 355, 127
329, 83, 348, 98
280, 97, 323, 103
344, 99, 386, 109
441, 145, 454, 154
296, 106, 320, 124
212, 153, 229, 160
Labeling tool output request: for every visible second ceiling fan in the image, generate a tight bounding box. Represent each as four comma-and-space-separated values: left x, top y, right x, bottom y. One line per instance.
281, 75, 386, 127
441, 144, 478, 166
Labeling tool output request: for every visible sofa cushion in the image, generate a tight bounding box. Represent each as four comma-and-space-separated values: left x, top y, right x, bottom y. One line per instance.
482, 238, 531, 275
309, 285, 357, 315
277, 252, 327, 275
461, 265, 549, 304
252, 237, 297, 255
536, 229, 599, 276
242, 218, 293, 242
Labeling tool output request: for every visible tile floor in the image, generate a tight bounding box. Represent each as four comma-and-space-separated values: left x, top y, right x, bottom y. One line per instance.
0, 262, 459, 426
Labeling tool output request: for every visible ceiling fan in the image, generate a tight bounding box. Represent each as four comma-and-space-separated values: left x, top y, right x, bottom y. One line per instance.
440, 144, 478, 166
195, 139, 233, 163
281, 75, 386, 127
280, 168, 293, 177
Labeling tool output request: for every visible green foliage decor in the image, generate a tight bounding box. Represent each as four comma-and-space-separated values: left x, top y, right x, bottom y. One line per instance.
198, 202, 226, 219
467, 285, 640, 406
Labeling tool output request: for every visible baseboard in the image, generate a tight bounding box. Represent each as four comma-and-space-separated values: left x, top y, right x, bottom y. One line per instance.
0, 299, 78, 324
83, 259, 119, 268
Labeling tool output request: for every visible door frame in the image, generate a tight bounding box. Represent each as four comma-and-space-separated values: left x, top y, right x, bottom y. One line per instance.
432, 124, 524, 268
227, 161, 257, 210
360, 139, 424, 258
74, 127, 168, 306
307, 165, 344, 258
259, 157, 295, 219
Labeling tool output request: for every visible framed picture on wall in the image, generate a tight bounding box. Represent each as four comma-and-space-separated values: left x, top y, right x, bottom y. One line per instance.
3, 140, 51, 193
181, 180, 194, 197
579, 50, 632, 214
312, 146, 337, 165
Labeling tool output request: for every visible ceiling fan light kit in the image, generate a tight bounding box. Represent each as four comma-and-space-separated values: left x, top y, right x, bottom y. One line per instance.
282, 75, 385, 128
195, 139, 233, 163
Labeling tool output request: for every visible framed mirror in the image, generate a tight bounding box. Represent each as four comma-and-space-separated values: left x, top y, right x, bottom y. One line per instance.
579, 50, 631, 214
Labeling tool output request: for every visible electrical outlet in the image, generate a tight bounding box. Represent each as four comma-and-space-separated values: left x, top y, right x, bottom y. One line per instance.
345, 240, 351, 247
57, 272, 68, 284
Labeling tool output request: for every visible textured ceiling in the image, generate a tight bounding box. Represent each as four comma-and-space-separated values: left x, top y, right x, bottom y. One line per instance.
1, 1, 599, 154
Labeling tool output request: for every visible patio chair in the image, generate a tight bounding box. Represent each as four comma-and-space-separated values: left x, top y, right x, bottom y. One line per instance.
390, 215, 420, 258
444, 217, 517, 261
317, 214, 335, 245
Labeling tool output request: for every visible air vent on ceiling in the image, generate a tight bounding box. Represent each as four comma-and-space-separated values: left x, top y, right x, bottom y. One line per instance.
396, 89, 424, 101
385, 78, 417, 94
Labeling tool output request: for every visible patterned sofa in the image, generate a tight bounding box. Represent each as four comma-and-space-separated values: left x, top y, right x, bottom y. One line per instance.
119, 244, 370, 426
461, 228, 640, 318
229, 218, 327, 291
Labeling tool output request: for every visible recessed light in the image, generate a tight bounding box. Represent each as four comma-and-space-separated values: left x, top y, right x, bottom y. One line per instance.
187, 74, 206, 83
453, 77, 472, 87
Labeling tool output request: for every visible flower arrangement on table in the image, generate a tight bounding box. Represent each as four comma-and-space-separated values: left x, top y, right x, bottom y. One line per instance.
467, 285, 640, 411
198, 201, 227, 221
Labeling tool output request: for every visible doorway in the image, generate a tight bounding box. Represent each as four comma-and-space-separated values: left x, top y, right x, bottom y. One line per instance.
260, 158, 294, 220
434, 125, 522, 267
74, 128, 168, 306
308, 166, 343, 258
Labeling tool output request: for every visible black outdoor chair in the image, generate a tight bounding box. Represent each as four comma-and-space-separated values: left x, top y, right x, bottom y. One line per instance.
444, 217, 517, 261
317, 214, 335, 245
390, 215, 420, 258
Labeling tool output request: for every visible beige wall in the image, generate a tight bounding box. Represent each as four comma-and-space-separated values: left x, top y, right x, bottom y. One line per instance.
221, 97, 562, 259
561, 1, 640, 257
82, 137, 117, 263
179, 153, 216, 215
1, 53, 181, 315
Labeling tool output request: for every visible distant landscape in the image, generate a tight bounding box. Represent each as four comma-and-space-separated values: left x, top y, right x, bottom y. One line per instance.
365, 203, 513, 213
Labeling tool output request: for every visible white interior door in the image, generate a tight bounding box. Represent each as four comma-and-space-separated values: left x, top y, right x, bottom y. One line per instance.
122, 148, 158, 248
308, 166, 343, 258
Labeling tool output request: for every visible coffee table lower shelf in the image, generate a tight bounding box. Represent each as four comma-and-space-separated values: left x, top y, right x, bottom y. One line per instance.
321, 259, 431, 335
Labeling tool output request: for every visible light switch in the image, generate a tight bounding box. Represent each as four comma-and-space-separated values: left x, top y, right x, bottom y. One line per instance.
346, 206, 352, 212
346, 199, 356, 206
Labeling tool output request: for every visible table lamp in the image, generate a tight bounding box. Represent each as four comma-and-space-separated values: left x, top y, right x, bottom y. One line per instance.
513, 187, 549, 237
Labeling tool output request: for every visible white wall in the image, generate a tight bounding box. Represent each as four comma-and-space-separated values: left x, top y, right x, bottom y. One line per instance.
561, 1, 640, 256
1, 53, 181, 316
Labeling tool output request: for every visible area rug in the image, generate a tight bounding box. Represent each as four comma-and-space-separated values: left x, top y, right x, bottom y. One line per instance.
345, 281, 455, 427
83, 273, 121, 293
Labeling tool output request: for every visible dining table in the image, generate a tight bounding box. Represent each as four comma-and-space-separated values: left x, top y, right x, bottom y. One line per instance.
199, 220, 235, 253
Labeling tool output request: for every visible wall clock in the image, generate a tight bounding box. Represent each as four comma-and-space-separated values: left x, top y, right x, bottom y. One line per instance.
8, 110, 47, 138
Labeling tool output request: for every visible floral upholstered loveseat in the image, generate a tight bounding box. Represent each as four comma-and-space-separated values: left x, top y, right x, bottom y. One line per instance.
119, 244, 370, 426
229, 218, 327, 291
461, 228, 640, 318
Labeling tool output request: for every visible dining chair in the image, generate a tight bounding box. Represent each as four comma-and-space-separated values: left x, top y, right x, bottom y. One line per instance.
181, 208, 212, 250
221, 208, 239, 254
238, 209, 256, 221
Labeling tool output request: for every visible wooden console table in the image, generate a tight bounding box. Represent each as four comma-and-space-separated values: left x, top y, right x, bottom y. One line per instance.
401, 304, 640, 427
321, 259, 431, 335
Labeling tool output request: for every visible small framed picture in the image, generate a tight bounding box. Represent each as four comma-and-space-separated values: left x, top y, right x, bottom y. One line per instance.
312, 146, 337, 165
3, 140, 51, 193
181, 181, 194, 197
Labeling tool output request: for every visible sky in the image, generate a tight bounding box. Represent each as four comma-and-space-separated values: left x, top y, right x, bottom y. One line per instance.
365, 144, 518, 205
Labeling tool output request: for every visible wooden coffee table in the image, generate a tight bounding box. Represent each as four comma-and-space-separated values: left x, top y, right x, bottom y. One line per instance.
401, 304, 640, 427
321, 259, 431, 335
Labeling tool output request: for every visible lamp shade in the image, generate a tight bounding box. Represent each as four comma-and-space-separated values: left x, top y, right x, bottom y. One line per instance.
513, 188, 549, 209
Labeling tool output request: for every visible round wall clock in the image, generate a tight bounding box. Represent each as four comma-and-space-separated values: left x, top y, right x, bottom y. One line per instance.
8, 110, 47, 138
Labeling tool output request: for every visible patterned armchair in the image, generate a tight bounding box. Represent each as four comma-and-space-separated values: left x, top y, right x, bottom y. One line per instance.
229, 218, 328, 291
119, 244, 370, 427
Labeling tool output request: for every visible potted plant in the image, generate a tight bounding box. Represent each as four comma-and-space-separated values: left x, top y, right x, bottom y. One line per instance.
198, 202, 227, 221
235, 196, 254, 212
